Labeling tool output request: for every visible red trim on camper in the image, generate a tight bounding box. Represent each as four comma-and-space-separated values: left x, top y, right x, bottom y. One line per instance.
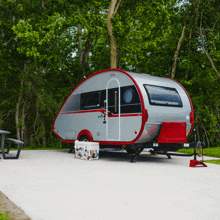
60, 109, 106, 115
77, 130, 94, 142
109, 113, 142, 117
190, 112, 194, 124
164, 77, 194, 138
60, 109, 142, 117
53, 69, 146, 145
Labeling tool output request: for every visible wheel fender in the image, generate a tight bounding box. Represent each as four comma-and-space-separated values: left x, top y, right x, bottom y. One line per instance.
77, 130, 93, 142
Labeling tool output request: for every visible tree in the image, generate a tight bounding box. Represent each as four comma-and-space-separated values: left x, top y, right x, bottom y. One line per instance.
107, 0, 122, 68
0, 0, 219, 148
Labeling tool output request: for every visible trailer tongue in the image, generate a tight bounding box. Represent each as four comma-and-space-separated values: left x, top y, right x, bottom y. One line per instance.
131, 127, 207, 167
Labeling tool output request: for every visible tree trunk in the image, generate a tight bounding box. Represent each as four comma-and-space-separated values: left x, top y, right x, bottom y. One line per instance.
15, 80, 23, 141
78, 23, 82, 64
82, 32, 92, 75
171, 25, 186, 79
107, 0, 122, 69
42, 0, 46, 10
110, 37, 117, 68
199, 28, 220, 77
21, 103, 26, 143
77, 32, 93, 83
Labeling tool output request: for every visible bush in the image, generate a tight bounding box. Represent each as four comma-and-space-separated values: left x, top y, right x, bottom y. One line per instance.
0, 212, 8, 220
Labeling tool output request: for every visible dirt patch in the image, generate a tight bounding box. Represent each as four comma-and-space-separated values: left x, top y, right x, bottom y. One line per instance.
0, 191, 31, 220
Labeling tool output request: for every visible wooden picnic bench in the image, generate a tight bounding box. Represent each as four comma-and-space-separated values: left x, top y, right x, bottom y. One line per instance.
0, 130, 24, 159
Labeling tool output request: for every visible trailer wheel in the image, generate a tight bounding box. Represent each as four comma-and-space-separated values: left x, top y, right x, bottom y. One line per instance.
125, 145, 143, 154
79, 135, 90, 142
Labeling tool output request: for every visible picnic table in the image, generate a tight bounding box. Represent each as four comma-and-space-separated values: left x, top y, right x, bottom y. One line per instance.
0, 130, 24, 159
0, 130, 11, 159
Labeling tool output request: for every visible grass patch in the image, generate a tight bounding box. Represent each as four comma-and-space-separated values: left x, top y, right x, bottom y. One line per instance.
0, 212, 8, 220
178, 148, 194, 154
178, 147, 220, 158
204, 160, 220, 165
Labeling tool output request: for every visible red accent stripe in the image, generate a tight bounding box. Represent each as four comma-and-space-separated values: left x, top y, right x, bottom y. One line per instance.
60, 109, 142, 117
60, 109, 106, 114
164, 77, 194, 138
117, 113, 142, 117
53, 69, 146, 145
59, 139, 143, 145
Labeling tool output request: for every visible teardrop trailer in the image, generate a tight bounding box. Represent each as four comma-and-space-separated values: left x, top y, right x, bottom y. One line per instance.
53, 68, 205, 163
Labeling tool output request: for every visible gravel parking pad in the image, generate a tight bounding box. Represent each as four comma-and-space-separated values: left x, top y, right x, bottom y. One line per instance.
0, 149, 220, 220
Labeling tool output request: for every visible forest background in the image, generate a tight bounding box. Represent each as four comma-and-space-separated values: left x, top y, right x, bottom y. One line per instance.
0, 0, 219, 149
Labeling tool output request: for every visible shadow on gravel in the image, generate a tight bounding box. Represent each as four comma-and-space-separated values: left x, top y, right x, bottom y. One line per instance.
55, 149, 172, 164
99, 150, 170, 164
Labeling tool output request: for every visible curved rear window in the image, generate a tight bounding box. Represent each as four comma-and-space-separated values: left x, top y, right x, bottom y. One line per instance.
144, 84, 183, 107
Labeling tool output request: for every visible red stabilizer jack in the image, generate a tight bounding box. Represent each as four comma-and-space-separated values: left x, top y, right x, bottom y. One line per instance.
189, 160, 207, 167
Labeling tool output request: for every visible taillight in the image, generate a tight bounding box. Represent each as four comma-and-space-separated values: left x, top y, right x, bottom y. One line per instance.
190, 112, 194, 124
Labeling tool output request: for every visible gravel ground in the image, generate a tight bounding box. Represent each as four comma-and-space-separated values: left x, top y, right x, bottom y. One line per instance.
0, 149, 220, 220
0, 191, 31, 220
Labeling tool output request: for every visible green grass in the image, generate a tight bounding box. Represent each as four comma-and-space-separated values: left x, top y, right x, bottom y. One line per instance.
178, 147, 220, 158
0, 212, 8, 220
204, 160, 220, 165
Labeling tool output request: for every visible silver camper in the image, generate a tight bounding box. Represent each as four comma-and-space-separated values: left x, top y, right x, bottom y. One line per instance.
53, 69, 194, 152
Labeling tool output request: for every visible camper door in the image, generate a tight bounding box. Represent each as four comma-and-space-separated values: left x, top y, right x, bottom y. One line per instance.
106, 78, 121, 141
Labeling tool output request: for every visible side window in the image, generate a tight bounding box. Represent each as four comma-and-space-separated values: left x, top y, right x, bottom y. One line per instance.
100, 88, 119, 114
81, 91, 100, 110
144, 84, 183, 107
123, 89, 133, 104
108, 88, 119, 114
100, 90, 106, 108
121, 85, 141, 113
99, 85, 142, 114
61, 94, 81, 113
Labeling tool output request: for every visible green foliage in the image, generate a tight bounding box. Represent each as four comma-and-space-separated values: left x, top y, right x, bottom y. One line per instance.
204, 160, 220, 165
0, 212, 8, 220
111, 0, 172, 72
0, 0, 219, 149
178, 147, 220, 158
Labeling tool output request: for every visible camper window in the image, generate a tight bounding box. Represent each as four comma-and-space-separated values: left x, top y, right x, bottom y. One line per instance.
120, 86, 141, 113
144, 84, 183, 107
100, 86, 141, 114
107, 88, 119, 114
123, 89, 133, 104
81, 91, 100, 110
61, 94, 81, 113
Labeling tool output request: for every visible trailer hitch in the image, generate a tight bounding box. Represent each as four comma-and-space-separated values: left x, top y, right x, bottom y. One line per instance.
189, 127, 207, 167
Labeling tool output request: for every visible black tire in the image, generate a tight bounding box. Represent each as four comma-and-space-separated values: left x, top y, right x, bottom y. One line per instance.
79, 135, 90, 142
